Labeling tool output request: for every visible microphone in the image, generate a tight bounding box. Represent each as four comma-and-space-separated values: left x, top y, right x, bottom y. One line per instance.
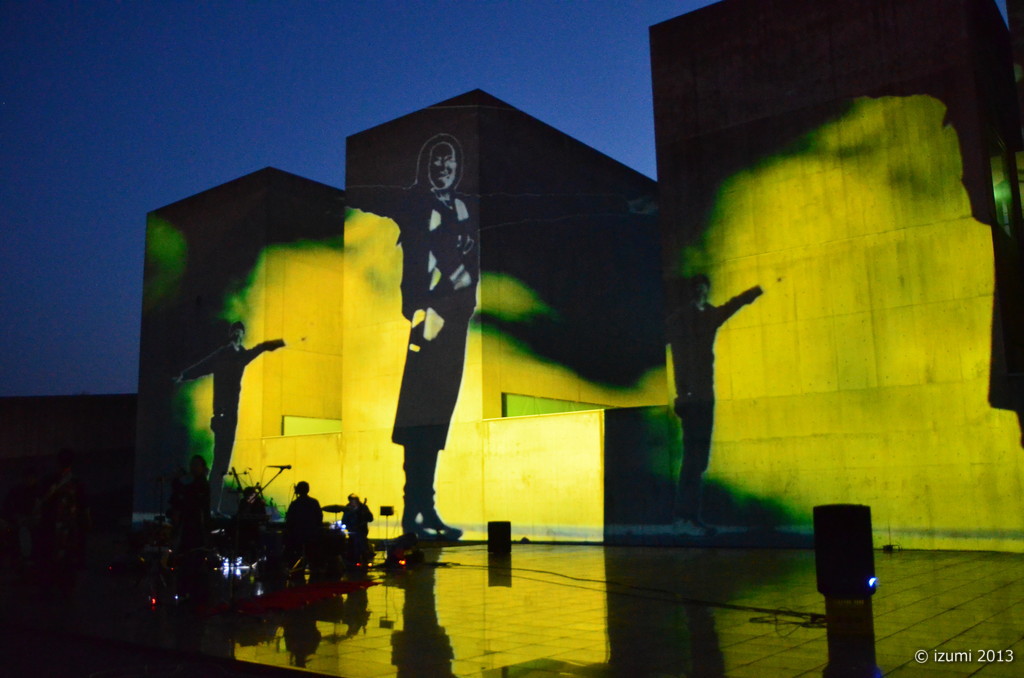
268, 465, 292, 469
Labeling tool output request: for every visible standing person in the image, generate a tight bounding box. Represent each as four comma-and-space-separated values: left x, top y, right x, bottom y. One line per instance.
175, 321, 285, 512
35, 449, 89, 593
341, 494, 374, 564
168, 454, 211, 604
2, 468, 38, 577
667, 275, 762, 536
168, 455, 212, 551
285, 481, 323, 574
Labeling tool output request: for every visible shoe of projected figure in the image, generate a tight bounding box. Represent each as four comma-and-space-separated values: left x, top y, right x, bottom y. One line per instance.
403, 507, 463, 541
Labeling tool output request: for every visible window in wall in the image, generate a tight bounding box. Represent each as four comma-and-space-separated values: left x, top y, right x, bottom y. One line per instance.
501, 393, 612, 418
281, 416, 343, 436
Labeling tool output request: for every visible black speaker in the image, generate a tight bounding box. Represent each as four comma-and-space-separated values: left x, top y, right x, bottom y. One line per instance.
814, 504, 876, 598
487, 521, 511, 554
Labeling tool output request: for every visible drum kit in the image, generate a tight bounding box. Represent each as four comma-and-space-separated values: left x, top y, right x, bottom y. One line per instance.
221, 468, 374, 577
135, 464, 373, 605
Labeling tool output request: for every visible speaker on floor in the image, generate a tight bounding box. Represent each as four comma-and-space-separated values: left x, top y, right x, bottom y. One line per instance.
488, 520, 511, 554
814, 504, 877, 599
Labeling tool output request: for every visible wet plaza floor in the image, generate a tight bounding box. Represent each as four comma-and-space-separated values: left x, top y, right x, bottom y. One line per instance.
2, 536, 1024, 677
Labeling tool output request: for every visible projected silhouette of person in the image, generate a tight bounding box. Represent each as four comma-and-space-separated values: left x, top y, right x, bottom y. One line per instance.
668, 274, 762, 536
352, 133, 647, 541
175, 321, 285, 511
384, 134, 477, 541
349, 134, 476, 541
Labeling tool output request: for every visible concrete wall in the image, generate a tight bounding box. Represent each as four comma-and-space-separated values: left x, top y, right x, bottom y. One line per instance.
650, 0, 1024, 550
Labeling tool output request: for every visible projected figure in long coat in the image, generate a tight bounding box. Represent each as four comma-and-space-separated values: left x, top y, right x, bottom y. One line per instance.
355, 134, 478, 540
668, 275, 761, 536
176, 321, 285, 511
351, 133, 655, 540
395, 134, 477, 541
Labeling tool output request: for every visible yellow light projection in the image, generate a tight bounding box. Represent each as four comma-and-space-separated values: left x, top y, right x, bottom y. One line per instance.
179, 238, 346, 508
339, 209, 622, 540
688, 95, 1024, 550
180, 206, 663, 540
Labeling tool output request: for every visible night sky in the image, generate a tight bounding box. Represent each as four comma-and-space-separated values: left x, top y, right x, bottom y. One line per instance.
0, 1, 1009, 397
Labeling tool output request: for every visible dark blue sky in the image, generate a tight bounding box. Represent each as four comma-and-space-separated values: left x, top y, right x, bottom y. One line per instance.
0, 1, 1009, 397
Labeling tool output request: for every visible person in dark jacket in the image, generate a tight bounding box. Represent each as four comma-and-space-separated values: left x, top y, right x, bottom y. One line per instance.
35, 449, 90, 592
168, 454, 211, 604
285, 481, 322, 573
341, 493, 374, 564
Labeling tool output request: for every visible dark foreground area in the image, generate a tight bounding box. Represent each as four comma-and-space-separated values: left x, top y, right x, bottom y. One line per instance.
2, 530, 1024, 677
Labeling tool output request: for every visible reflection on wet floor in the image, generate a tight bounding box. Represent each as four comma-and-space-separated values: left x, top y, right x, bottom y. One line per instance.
3, 539, 1024, 677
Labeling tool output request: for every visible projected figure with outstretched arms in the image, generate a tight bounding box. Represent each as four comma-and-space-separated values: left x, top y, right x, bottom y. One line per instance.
668, 275, 762, 536
175, 321, 285, 512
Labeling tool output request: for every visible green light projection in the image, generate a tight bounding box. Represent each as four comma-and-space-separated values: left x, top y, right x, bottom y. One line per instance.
143, 216, 187, 312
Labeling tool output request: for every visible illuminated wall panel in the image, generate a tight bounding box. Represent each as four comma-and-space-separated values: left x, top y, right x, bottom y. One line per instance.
281, 416, 343, 436
651, 0, 1024, 550
240, 433, 344, 517
217, 242, 347, 484
481, 411, 604, 541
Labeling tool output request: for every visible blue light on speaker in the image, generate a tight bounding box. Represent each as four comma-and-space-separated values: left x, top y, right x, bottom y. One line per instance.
867, 576, 878, 590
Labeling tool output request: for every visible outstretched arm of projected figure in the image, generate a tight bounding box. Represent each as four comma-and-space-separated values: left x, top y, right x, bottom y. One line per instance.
175, 346, 226, 383
715, 285, 764, 325
243, 339, 286, 366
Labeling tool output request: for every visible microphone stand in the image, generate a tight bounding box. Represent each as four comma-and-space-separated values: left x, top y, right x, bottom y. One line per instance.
261, 466, 289, 493
258, 466, 290, 579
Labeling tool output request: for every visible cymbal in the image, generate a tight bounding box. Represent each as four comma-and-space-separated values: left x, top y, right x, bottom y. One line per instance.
322, 504, 345, 513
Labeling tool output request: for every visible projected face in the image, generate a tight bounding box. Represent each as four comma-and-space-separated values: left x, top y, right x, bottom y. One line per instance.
428, 142, 458, 190
230, 323, 245, 347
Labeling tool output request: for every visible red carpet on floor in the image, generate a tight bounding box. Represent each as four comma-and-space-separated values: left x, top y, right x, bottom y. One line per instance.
211, 580, 378, 615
